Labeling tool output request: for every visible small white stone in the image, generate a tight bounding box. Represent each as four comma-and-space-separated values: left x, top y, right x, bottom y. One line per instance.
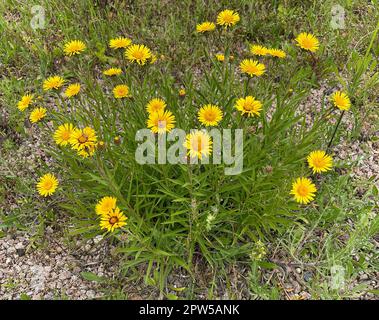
15, 242, 24, 250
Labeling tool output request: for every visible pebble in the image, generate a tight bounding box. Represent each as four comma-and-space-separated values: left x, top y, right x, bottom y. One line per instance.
15, 242, 24, 250
0, 232, 115, 300
359, 274, 369, 281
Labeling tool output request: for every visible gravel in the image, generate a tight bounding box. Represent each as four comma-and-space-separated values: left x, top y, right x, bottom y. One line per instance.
0, 232, 118, 300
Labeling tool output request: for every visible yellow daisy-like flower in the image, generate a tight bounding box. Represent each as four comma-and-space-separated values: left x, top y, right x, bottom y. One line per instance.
307, 150, 333, 174
43, 76, 65, 91
235, 96, 262, 117
250, 45, 268, 56
100, 207, 128, 232
29, 107, 47, 123
295, 32, 320, 52
184, 130, 212, 160
217, 9, 240, 28
95, 196, 117, 215
240, 59, 266, 77
113, 84, 131, 99
198, 104, 223, 126
150, 53, 158, 64
53, 123, 75, 146
17, 94, 33, 112
64, 83, 81, 98
267, 48, 286, 58
77, 144, 96, 158
147, 110, 176, 134
196, 21, 216, 33
63, 40, 86, 56
125, 44, 152, 65
215, 54, 225, 62
103, 68, 122, 76
37, 173, 59, 197
330, 91, 351, 111
109, 37, 132, 49
69, 127, 97, 152
179, 89, 186, 97
290, 177, 317, 204
146, 98, 166, 114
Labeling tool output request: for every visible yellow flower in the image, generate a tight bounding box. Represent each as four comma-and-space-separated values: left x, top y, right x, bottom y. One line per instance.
69, 127, 97, 153
77, 144, 96, 158
295, 32, 320, 52
250, 45, 268, 56
184, 130, 212, 160
147, 110, 176, 134
109, 37, 132, 49
97, 141, 106, 150
63, 40, 86, 56
217, 9, 240, 28
267, 48, 286, 58
37, 173, 59, 197
43, 76, 65, 91
113, 84, 131, 99
29, 107, 47, 123
331, 91, 351, 111
240, 59, 266, 77
103, 68, 122, 76
146, 98, 166, 114
235, 96, 262, 117
54, 123, 75, 146
17, 94, 33, 112
150, 53, 158, 64
179, 89, 186, 97
125, 44, 152, 65
64, 83, 81, 98
100, 207, 128, 232
290, 177, 317, 204
307, 150, 333, 174
215, 54, 225, 62
95, 196, 117, 215
196, 21, 216, 33
198, 104, 223, 126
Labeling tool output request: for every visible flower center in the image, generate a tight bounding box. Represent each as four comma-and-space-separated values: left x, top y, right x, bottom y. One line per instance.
313, 158, 324, 167
243, 102, 254, 111
335, 97, 344, 106
297, 185, 309, 197
109, 216, 119, 225
223, 14, 233, 23
192, 136, 205, 152
134, 51, 144, 59
78, 134, 88, 144
43, 181, 53, 190
204, 111, 216, 121
152, 104, 161, 112
157, 120, 167, 129
62, 131, 70, 140
303, 39, 312, 49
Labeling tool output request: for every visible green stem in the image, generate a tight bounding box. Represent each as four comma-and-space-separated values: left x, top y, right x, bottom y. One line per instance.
327, 111, 345, 151
244, 77, 251, 96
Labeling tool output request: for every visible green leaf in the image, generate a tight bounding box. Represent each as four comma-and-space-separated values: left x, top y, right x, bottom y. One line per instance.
81, 272, 105, 283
